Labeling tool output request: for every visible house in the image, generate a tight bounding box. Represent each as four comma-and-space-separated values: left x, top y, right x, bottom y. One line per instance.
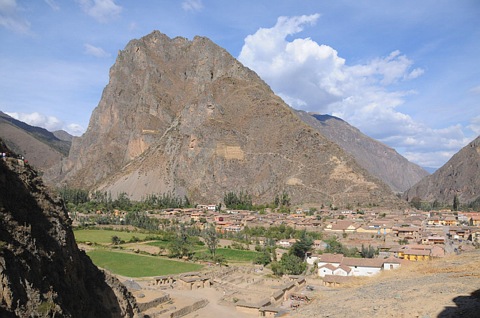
470, 215, 480, 226
422, 235, 446, 245
382, 257, 402, 270
318, 264, 337, 277
316, 253, 344, 268
277, 239, 297, 248
402, 249, 431, 261
392, 226, 421, 241
322, 275, 352, 287
341, 258, 385, 277
332, 264, 352, 276
442, 216, 458, 226
324, 220, 360, 233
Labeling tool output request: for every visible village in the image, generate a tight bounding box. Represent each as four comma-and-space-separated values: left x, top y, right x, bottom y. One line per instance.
71, 204, 480, 317
74, 203, 480, 276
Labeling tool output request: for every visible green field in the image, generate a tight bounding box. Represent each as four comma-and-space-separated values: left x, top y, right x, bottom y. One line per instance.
87, 249, 203, 277
74, 229, 150, 244
146, 240, 207, 252
214, 248, 260, 262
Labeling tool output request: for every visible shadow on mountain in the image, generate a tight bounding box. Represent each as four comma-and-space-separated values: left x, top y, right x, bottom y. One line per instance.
0, 152, 136, 317
438, 289, 480, 318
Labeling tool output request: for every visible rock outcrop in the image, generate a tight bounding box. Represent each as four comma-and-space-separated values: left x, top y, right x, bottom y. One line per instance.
404, 135, 480, 204
49, 31, 403, 208
296, 112, 429, 193
0, 140, 139, 317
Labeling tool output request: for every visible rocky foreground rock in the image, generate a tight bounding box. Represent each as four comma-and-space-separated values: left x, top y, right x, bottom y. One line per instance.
0, 141, 139, 317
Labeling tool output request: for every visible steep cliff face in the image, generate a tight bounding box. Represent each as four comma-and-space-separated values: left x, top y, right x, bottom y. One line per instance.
51, 31, 403, 208
296, 112, 429, 193
0, 141, 138, 317
405, 135, 480, 204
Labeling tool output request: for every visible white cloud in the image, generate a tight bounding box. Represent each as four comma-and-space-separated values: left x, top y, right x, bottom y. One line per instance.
65, 123, 85, 136
44, 0, 59, 11
469, 85, 480, 95
238, 14, 471, 168
7, 111, 62, 131
84, 43, 110, 58
6, 111, 84, 136
77, 0, 122, 23
182, 0, 203, 12
468, 116, 480, 135
0, 0, 30, 33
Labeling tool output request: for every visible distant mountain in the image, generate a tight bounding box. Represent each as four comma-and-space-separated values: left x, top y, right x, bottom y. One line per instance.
0, 111, 71, 172
48, 31, 404, 208
53, 129, 74, 142
422, 167, 437, 174
405, 135, 480, 204
295, 112, 429, 193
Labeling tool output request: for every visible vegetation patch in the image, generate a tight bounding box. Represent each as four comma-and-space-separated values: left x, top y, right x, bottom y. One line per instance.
74, 229, 150, 244
87, 249, 203, 277
214, 248, 260, 262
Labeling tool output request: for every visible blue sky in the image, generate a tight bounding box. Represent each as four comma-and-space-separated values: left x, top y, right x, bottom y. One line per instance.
0, 0, 479, 169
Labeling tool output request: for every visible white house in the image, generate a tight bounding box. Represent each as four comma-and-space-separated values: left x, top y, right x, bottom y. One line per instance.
332, 265, 352, 277
317, 254, 400, 278
318, 264, 337, 277
382, 257, 402, 270
341, 258, 384, 277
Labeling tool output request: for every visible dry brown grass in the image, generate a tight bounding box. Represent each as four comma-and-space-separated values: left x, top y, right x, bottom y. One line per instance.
339, 250, 480, 289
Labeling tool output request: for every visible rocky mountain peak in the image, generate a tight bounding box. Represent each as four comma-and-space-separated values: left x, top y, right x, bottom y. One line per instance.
48, 31, 404, 208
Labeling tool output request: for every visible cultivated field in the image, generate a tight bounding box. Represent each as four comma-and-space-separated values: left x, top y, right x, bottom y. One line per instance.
74, 228, 261, 278
87, 249, 203, 277
74, 229, 150, 244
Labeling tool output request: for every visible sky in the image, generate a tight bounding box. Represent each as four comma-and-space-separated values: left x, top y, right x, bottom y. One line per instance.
0, 0, 479, 170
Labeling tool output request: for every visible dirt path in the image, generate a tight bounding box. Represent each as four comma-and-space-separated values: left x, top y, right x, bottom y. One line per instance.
167, 288, 251, 318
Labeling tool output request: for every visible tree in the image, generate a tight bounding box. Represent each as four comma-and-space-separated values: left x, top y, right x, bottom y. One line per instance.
289, 231, 312, 259
253, 250, 271, 266
111, 235, 121, 245
360, 244, 377, 258
280, 253, 306, 275
203, 225, 219, 257
168, 224, 193, 258
453, 195, 459, 211
270, 261, 285, 276
410, 197, 422, 209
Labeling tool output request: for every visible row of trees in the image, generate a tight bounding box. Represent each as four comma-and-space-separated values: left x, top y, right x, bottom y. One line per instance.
409, 194, 479, 212
223, 190, 291, 212
59, 187, 192, 213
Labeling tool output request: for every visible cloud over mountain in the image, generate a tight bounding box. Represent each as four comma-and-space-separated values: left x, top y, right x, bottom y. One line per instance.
238, 14, 472, 168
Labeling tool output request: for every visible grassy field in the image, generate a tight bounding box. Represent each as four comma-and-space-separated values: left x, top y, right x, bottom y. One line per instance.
74, 229, 150, 244
146, 240, 207, 252
214, 248, 260, 262
87, 249, 203, 277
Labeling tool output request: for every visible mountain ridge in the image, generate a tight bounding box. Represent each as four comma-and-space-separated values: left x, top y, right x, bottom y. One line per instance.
405, 135, 480, 205
295, 111, 429, 193
0, 111, 71, 172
